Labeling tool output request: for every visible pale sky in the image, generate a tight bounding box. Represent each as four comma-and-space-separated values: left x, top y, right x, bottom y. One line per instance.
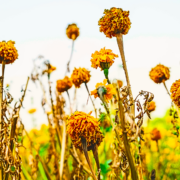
1, 0, 180, 130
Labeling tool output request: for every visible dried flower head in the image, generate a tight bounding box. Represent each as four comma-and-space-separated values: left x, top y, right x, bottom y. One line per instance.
71, 67, 91, 88
56, 76, 72, 93
28, 108, 37, 114
67, 111, 104, 151
91, 79, 116, 102
98, 7, 131, 38
150, 128, 161, 141
91, 47, 118, 70
147, 101, 156, 112
117, 80, 123, 88
42, 64, 56, 75
66, 23, 80, 40
149, 64, 170, 84
0, 40, 18, 64
170, 79, 180, 107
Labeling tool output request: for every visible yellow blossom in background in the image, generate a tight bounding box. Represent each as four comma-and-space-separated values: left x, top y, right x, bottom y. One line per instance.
149, 64, 170, 84
150, 128, 161, 141
91, 47, 118, 70
0, 40, 18, 64
147, 101, 156, 112
91, 79, 116, 102
98, 7, 131, 38
67, 111, 104, 151
66, 23, 80, 40
170, 79, 180, 107
28, 108, 37, 114
56, 76, 72, 93
71, 67, 91, 88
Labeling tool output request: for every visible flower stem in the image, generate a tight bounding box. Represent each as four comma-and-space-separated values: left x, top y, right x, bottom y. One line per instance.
81, 137, 98, 180
103, 69, 111, 84
65, 40, 74, 75
66, 90, 73, 113
84, 83, 97, 118
116, 87, 138, 180
116, 33, 134, 114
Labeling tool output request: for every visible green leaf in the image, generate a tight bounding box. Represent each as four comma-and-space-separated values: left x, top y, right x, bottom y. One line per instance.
38, 162, 48, 180
39, 143, 49, 157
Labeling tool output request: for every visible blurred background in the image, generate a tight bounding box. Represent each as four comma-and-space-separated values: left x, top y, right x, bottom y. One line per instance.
1, 0, 180, 130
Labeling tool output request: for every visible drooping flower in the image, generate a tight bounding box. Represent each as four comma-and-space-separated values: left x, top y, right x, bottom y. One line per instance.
117, 80, 123, 88
56, 76, 72, 93
150, 128, 161, 141
71, 67, 91, 88
170, 79, 180, 107
0, 40, 18, 64
149, 64, 170, 84
98, 7, 131, 38
91, 47, 118, 70
28, 108, 37, 114
91, 79, 116, 102
147, 101, 156, 112
42, 64, 56, 75
66, 23, 80, 40
67, 111, 104, 151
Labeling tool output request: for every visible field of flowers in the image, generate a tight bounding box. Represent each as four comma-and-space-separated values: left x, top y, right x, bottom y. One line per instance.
0, 7, 180, 180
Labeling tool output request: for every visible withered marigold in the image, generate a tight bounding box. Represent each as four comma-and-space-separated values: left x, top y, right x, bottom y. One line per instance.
91, 47, 118, 70
42, 64, 56, 75
149, 64, 170, 84
147, 101, 156, 112
0, 40, 18, 64
150, 128, 161, 141
56, 76, 72, 93
98, 7, 131, 38
28, 108, 37, 114
67, 111, 104, 151
66, 23, 80, 40
91, 79, 116, 102
170, 79, 180, 107
71, 67, 91, 88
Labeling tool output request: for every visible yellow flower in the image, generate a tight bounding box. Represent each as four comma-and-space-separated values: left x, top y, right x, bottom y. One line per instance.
67, 111, 104, 151
71, 67, 91, 88
91, 79, 116, 102
170, 79, 180, 107
149, 64, 170, 84
98, 7, 131, 38
0, 40, 18, 64
150, 128, 161, 141
28, 108, 37, 114
56, 76, 72, 93
147, 101, 156, 112
91, 47, 118, 70
66, 23, 80, 40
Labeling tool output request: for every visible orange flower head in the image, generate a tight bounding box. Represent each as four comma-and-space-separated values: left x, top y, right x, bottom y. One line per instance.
147, 101, 156, 112
91, 79, 116, 102
71, 67, 91, 88
150, 128, 161, 141
149, 64, 170, 84
91, 47, 118, 70
56, 76, 73, 93
170, 79, 180, 107
66, 23, 80, 40
98, 7, 131, 38
42, 64, 56, 75
0, 40, 18, 64
117, 80, 123, 88
28, 108, 37, 114
67, 111, 104, 151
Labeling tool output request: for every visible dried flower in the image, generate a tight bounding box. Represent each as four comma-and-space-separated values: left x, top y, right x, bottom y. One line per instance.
91, 47, 118, 70
71, 67, 91, 88
98, 7, 131, 38
170, 79, 180, 107
56, 76, 72, 93
117, 80, 123, 88
0, 40, 18, 64
149, 64, 170, 84
150, 128, 161, 141
147, 101, 156, 112
91, 79, 116, 102
28, 108, 37, 114
67, 111, 104, 151
42, 64, 56, 75
66, 23, 80, 40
